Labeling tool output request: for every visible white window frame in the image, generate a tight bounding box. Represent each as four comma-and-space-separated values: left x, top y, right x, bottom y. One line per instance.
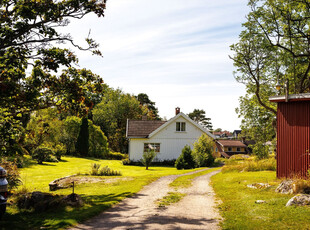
176, 122, 186, 132
144, 143, 160, 153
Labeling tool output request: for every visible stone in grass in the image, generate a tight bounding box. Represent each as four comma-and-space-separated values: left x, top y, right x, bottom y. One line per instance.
275, 180, 294, 194
247, 183, 271, 189
255, 200, 266, 204
286, 194, 310, 207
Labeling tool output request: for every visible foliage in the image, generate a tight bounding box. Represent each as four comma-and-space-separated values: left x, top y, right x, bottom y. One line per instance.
105, 152, 127, 160
230, 0, 310, 148
0, 158, 22, 190
25, 108, 63, 153
0, 0, 107, 157
32, 146, 55, 164
88, 120, 109, 158
60, 116, 81, 154
222, 156, 276, 173
136, 93, 161, 120
192, 134, 214, 167
251, 141, 270, 159
93, 87, 145, 153
175, 145, 195, 170
75, 117, 89, 156
141, 149, 157, 170
188, 109, 213, 130
212, 171, 310, 229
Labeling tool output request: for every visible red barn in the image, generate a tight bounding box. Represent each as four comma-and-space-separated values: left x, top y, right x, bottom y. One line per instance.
270, 93, 310, 178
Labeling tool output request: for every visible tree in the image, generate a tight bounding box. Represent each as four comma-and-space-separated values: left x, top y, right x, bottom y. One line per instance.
136, 93, 161, 120
0, 0, 107, 156
193, 134, 214, 167
230, 0, 310, 144
75, 117, 89, 156
175, 145, 195, 170
141, 149, 157, 170
93, 88, 144, 153
188, 109, 213, 130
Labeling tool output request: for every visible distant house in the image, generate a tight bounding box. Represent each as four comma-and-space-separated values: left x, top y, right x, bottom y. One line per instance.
213, 131, 233, 139
214, 139, 247, 158
126, 108, 215, 162
232, 130, 241, 139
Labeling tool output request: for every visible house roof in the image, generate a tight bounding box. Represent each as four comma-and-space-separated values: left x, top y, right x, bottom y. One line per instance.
126, 120, 166, 138
148, 112, 216, 139
269, 93, 310, 102
217, 140, 247, 148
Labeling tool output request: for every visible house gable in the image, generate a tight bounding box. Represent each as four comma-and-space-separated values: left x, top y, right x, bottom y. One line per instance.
148, 112, 215, 139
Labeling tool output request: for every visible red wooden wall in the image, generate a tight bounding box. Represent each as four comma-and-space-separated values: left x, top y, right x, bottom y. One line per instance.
277, 101, 310, 178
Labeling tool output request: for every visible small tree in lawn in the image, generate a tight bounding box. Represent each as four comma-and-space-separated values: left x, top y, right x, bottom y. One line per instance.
141, 148, 157, 170
193, 134, 214, 167
175, 145, 195, 170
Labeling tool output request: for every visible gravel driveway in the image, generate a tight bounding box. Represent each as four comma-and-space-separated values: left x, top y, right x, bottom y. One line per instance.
70, 169, 221, 230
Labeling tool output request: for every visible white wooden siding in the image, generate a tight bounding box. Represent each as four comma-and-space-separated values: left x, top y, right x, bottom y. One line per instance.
129, 117, 206, 161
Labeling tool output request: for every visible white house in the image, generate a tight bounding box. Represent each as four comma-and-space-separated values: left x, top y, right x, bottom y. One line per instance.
126, 108, 216, 161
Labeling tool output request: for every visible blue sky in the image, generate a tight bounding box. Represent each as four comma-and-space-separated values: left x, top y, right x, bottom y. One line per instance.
68, 0, 250, 131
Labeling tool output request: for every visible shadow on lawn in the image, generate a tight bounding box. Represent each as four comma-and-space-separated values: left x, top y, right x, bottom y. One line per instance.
1, 192, 133, 230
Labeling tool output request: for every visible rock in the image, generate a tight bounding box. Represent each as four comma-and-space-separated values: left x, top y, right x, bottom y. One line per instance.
17, 191, 84, 211
275, 180, 294, 194
255, 200, 266, 204
286, 194, 310, 206
247, 183, 271, 189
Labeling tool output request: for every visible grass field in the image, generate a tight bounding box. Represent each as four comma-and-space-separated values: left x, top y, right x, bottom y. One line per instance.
212, 171, 310, 230
1, 156, 205, 230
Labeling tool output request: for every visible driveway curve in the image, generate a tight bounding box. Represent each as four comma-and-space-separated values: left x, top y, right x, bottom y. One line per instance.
70, 169, 221, 230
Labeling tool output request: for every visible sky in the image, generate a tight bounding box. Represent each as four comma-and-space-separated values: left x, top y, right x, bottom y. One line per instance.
67, 0, 250, 131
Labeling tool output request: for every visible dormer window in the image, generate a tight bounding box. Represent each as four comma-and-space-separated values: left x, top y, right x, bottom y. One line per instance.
176, 122, 186, 132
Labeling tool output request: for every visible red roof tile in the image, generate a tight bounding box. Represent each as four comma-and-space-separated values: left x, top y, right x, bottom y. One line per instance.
127, 120, 166, 138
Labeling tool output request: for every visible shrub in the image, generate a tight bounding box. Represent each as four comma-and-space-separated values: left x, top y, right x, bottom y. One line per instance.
106, 152, 127, 160
0, 158, 22, 190
141, 149, 157, 170
54, 144, 66, 161
32, 146, 55, 164
88, 121, 109, 158
192, 134, 214, 167
251, 142, 270, 159
175, 145, 195, 170
90, 163, 121, 176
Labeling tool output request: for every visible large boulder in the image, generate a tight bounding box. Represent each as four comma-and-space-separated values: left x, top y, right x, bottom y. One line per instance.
286, 194, 310, 206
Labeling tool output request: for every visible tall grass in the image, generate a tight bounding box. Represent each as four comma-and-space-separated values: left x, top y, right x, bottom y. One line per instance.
222, 156, 276, 173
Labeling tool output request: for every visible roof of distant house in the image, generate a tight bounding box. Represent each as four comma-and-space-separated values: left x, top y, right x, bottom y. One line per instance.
217, 140, 247, 147
126, 120, 166, 138
213, 131, 232, 136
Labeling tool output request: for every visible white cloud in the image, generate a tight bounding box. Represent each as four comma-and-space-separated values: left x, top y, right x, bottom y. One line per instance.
65, 0, 249, 131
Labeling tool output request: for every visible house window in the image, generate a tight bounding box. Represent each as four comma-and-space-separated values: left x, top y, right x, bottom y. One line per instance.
144, 143, 160, 153
228, 147, 232, 152
215, 147, 218, 152
176, 122, 186, 132
237, 147, 241, 152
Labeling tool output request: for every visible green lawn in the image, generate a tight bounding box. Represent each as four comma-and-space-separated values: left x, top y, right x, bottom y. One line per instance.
2, 156, 205, 230
212, 171, 310, 230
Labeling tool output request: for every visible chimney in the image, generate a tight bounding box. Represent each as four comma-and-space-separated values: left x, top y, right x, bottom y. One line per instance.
175, 107, 180, 115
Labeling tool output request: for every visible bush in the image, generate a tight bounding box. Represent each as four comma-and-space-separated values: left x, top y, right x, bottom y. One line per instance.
0, 158, 22, 190
90, 163, 121, 176
192, 134, 214, 167
175, 145, 195, 170
105, 152, 127, 160
251, 142, 270, 160
32, 146, 55, 164
141, 149, 157, 170
54, 144, 66, 161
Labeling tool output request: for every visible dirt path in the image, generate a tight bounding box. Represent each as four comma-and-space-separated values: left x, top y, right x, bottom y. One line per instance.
71, 169, 221, 230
